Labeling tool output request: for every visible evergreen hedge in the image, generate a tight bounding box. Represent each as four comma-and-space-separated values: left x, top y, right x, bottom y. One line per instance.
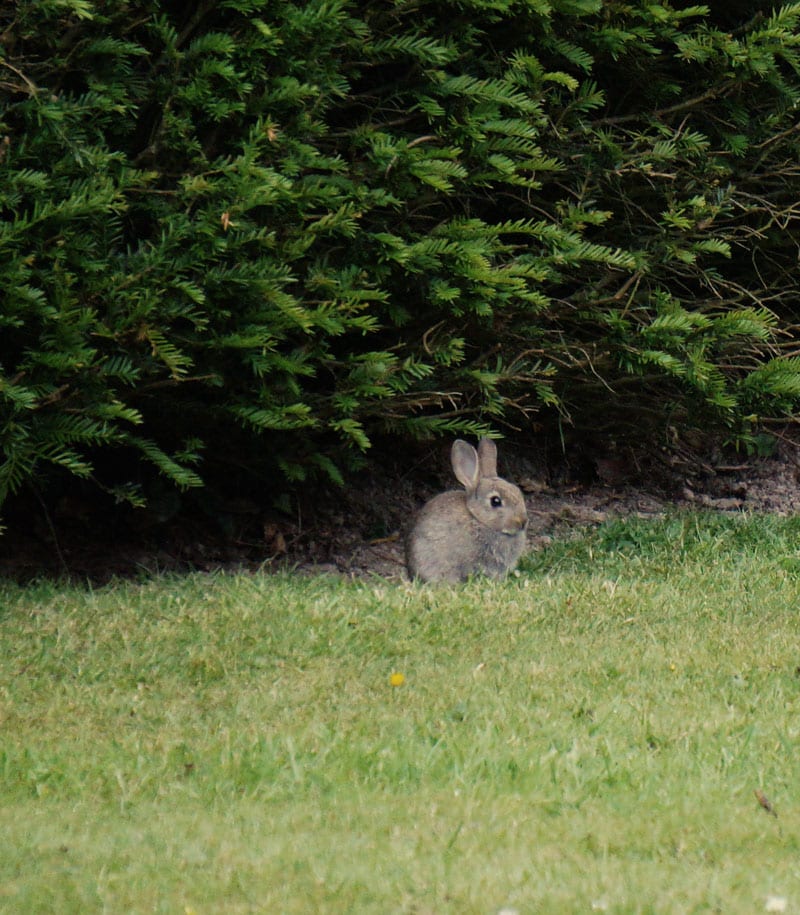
3, 0, 800, 521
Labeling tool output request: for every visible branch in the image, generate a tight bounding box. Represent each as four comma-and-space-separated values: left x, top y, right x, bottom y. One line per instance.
570, 84, 733, 137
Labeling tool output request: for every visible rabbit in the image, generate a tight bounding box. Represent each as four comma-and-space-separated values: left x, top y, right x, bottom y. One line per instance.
406, 437, 529, 582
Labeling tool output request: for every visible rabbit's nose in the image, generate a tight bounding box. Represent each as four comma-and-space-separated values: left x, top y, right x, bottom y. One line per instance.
505, 513, 528, 534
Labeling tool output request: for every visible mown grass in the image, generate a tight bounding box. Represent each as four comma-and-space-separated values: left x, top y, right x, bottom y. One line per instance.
3, 512, 800, 913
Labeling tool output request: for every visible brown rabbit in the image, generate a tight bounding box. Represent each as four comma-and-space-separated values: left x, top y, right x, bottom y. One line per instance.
406, 438, 528, 582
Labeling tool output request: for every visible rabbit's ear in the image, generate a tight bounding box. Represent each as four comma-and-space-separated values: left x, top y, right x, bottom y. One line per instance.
477, 437, 498, 477
451, 440, 480, 491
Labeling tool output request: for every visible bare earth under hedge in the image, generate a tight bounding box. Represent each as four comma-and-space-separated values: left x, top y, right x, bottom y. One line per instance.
3, 441, 800, 583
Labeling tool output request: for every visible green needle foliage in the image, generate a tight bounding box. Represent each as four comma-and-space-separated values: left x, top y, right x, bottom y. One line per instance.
3, 1, 800, 518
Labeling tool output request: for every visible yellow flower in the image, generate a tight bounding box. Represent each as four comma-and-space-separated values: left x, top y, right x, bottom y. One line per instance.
389, 672, 405, 687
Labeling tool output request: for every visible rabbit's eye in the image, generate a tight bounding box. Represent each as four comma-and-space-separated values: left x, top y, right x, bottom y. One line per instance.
490, 495, 503, 508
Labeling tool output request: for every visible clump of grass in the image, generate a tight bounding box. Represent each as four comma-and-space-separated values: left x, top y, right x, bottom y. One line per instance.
527, 510, 800, 576
2, 513, 800, 912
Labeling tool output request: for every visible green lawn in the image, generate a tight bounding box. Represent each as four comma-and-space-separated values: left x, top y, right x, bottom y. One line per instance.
3, 513, 800, 913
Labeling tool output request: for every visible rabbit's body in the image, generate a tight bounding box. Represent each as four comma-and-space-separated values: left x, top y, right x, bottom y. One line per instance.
406, 438, 528, 583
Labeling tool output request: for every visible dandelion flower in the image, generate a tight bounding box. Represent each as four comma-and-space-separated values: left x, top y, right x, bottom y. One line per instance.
389, 672, 405, 687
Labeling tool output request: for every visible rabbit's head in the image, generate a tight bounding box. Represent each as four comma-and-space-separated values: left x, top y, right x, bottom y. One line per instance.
452, 438, 528, 535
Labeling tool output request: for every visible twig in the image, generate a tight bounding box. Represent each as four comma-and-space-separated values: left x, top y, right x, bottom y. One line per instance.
30, 484, 70, 578
568, 85, 730, 137
0, 59, 38, 95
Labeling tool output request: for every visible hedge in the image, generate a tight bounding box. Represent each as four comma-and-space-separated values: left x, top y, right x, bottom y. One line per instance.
3, 0, 800, 521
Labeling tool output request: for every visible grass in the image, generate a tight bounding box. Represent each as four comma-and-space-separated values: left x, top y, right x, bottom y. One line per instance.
3, 512, 800, 913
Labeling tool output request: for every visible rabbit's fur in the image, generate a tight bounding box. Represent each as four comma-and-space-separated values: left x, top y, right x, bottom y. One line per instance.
406, 438, 529, 582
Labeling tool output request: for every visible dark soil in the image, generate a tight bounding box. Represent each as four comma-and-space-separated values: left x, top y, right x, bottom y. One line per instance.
3, 437, 800, 584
